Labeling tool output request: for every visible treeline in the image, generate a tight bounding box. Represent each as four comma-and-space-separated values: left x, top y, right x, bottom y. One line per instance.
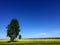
28, 37, 60, 39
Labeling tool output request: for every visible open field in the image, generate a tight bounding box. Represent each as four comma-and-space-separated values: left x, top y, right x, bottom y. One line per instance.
0, 39, 60, 45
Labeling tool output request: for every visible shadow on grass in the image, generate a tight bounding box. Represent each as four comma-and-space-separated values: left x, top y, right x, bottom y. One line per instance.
7, 41, 18, 43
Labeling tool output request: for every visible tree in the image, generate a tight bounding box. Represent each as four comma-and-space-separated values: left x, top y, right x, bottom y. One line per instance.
7, 19, 20, 41
19, 35, 21, 39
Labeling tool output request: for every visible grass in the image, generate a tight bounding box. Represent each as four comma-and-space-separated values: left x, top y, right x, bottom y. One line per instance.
0, 39, 60, 45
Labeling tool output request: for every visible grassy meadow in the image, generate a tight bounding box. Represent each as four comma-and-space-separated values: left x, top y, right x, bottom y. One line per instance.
0, 38, 60, 45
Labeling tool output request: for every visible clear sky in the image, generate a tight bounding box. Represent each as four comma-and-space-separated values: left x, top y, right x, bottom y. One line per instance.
0, 0, 60, 39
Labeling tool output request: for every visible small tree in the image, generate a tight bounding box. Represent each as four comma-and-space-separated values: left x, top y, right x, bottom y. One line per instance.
19, 35, 21, 39
7, 19, 20, 41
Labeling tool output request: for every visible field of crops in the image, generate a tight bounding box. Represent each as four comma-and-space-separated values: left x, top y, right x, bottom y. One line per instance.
0, 39, 60, 45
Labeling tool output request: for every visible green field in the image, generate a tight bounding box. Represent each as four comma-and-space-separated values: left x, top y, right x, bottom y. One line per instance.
0, 39, 60, 45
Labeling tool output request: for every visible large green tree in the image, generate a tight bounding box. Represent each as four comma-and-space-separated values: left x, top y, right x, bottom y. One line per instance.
7, 19, 20, 41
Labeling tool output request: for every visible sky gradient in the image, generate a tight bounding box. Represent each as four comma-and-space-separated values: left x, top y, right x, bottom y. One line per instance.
0, 0, 60, 39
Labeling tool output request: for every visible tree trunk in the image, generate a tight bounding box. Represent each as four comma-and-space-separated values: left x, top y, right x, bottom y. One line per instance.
10, 37, 15, 42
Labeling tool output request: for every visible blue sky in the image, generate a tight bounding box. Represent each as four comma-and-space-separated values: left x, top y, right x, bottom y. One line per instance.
0, 0, 60, 39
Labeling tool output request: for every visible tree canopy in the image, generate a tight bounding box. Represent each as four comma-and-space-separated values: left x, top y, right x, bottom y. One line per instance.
7, 19, 20, 41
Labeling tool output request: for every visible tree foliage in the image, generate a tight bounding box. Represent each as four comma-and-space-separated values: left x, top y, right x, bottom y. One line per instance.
19, 35, 21, 39
7, 19, 20, 41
